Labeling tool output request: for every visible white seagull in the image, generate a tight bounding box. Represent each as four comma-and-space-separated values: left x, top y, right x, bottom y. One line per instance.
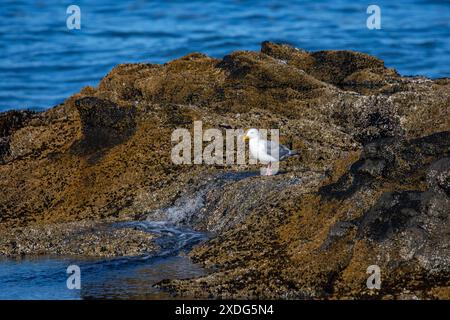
243, 128, 298, 176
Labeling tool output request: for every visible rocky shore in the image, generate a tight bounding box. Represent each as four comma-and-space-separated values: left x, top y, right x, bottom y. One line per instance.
0, 42, 449, 299
0, 220, 156, 257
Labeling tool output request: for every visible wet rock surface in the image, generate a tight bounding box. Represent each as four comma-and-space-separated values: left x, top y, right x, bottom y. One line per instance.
0, 220, 156, 257
0, 42, 449, 299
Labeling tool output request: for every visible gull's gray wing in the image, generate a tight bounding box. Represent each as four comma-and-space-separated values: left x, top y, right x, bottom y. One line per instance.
264, 140, 292, 160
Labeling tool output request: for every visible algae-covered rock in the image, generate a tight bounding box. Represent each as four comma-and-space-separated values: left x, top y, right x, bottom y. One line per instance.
0, 42, 449, 299
0, 220, 156, 257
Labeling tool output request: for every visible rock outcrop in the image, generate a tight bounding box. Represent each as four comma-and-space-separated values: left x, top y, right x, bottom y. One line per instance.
0, 42, 449, 299
0, 220, 156, 257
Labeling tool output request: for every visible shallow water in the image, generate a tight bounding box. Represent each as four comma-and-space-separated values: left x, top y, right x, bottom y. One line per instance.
1, 0, 449, 110
0, 221, 207, 300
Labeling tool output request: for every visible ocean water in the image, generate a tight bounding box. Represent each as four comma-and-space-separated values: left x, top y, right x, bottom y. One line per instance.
0, 255, 205, 299
0, 0, 449, 110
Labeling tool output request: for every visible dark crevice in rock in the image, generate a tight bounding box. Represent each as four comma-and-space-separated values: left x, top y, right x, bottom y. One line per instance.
0, 110, 37, 164
320, 132, 450, 200
356, 190, 424, 241
71, 97, 137, 162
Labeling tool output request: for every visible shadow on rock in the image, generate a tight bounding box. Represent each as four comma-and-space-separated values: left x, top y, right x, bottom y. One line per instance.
71, 97, 137, 163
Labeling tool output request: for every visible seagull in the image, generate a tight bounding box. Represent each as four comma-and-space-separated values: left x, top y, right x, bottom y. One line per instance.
243, 128, 298, 176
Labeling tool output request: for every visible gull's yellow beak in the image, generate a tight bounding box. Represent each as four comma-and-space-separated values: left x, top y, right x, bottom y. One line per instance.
243, 134, 249, 142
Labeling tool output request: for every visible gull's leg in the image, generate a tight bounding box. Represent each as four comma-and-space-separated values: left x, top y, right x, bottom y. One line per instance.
267, 162, 272, 176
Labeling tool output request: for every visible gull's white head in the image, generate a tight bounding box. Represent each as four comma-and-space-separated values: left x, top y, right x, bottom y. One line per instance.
243, 128, 260, 141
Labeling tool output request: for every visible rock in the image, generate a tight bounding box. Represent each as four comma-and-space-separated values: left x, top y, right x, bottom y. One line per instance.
163, 132, 449, 299
71, 96, 137, 160
261, 41, 400, 94
0, 42, 449, 299
427, 158, 450, 196
0, 110, 36, 163
0, 220, 156, 257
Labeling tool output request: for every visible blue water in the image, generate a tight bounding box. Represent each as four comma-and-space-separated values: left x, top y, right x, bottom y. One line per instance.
0, 255, 204, 299
0, 221, 207, 299
0, 0, 449, 111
